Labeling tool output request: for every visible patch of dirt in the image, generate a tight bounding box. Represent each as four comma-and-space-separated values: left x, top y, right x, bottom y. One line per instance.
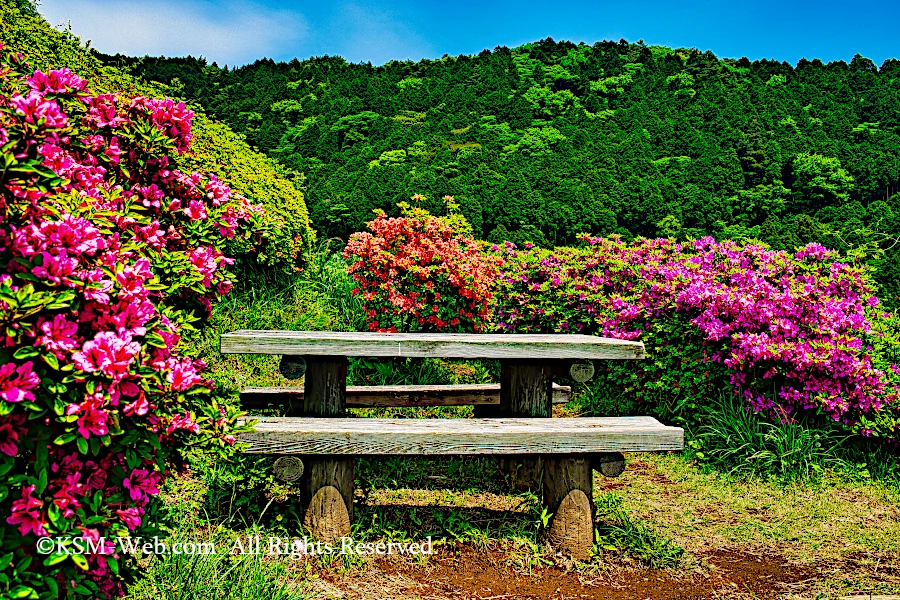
318, 546, 815, 600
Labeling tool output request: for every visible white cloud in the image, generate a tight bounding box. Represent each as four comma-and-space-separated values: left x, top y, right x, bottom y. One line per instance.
37, 0, 309, 66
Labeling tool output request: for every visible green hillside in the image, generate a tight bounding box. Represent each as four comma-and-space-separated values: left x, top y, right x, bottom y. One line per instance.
99, 38, 900, 303
0, 0, 314, 268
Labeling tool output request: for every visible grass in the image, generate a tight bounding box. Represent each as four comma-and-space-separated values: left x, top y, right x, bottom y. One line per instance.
593, 491, 685, 568
126, 531, 313, 600
610, 452, 900, 596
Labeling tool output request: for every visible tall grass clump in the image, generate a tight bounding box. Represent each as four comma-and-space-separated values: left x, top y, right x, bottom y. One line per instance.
689, 393, 848, 481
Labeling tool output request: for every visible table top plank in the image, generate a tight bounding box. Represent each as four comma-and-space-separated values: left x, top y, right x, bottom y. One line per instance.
237, 416, 682, 455
221, 331, 645, 360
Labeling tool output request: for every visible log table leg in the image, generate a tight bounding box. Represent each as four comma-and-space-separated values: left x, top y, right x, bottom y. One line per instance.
542, 456, 594, 559
498, 360, 553, 491
294, 356, 354, 544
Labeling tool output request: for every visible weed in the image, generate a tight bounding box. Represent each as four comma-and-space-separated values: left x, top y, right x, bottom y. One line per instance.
593, 492, 685, 568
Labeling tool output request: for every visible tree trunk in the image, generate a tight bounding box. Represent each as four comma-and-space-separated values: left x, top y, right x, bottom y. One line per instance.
542, 456, 594, 559
296, 356, 354, 544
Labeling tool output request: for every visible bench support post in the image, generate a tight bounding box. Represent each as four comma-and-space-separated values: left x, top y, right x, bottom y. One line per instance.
296, 356, 354, 544
497, 360, 553, 491
542, 456, 594, 559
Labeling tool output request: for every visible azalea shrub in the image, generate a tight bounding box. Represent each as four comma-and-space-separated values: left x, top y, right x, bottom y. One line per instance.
343, 195, 501, 333
494, 236, 900, 441
0, 49, 255, 598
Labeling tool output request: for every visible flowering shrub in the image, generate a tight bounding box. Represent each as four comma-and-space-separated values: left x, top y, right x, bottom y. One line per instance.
494, 236, 900, 440
343, 195, 501, 333
0, 49, 254, 598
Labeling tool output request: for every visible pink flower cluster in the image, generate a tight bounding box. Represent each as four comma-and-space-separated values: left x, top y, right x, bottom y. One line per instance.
495, 236, 900, 437
0, 49, 255, 597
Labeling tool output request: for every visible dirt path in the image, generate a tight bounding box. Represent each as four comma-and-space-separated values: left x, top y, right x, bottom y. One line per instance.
311, 545, 820, 599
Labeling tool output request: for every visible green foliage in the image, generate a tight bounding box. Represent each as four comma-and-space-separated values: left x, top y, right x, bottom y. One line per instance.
0, 0, 314, 270
688, 393, 849, 481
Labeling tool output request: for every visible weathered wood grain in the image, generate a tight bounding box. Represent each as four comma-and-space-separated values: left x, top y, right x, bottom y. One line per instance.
272, 456, 304, 482
220, 331, 645, 360
236, 417, 683, 455
300, 356, 347, 417
240, 383, 572, 408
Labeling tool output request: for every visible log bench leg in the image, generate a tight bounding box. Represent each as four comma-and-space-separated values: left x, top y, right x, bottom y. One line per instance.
496, 360, 553, 491
542, 456, 594, 559
301, 458, 354, 543
296, 356, 354, 543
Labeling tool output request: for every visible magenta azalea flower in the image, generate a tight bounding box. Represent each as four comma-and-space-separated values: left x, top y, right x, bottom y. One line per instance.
6, 485, 47, 537
0, 414, 27, 456
122, 469, 161, 503
0, 362, 40, 403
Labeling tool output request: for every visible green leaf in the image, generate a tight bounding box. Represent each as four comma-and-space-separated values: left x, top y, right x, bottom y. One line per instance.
0, 552, 13, 571
54, 433, 77, 445
9, 585, 37, 599
42, 353, 59, 370
13, 347, 39, 359
70, 553, 89, 571
42, 553, 69, 567
36, 468, 47, 495
107, 556, 119, 576
76, 436, 88, 455
41, 577, 59, 598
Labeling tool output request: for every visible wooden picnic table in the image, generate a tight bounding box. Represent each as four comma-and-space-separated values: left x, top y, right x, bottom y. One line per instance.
220, 330, 675, 559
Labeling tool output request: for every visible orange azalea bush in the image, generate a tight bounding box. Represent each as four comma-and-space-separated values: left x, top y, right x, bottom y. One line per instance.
343, 195, 501, 333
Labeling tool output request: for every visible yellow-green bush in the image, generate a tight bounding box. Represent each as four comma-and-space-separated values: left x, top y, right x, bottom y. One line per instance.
0, 0, 314, 268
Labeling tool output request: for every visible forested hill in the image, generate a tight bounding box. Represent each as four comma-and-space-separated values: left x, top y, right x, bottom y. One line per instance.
99, 39, 900, 299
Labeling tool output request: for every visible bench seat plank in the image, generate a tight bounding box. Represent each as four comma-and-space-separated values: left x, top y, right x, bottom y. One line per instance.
237, 417, 683, 455
221, 331, 645, 360
240, 383, 572, 407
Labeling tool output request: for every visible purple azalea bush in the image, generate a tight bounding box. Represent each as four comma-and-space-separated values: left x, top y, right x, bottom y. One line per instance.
494, 235, 900, 441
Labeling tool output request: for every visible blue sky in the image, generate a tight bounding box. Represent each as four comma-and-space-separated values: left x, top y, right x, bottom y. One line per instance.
38, 0, 900, 68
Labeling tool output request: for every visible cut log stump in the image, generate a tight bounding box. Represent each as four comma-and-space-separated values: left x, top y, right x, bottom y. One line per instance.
543, 456, 594, 560
592, 452, 626, 478
297, 356, 354, 543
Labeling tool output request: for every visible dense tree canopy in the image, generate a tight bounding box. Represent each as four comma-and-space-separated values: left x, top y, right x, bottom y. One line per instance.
100, 38, 900, 303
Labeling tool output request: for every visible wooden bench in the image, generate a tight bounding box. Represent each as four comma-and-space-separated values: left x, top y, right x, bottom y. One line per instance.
221, 330, 682, 559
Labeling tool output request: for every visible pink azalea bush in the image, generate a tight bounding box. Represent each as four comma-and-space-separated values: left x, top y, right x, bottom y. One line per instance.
494, 236, 900, 440
0, 48, 258, 597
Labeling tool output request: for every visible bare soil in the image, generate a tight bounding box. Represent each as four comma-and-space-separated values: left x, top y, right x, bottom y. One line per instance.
310, 545, 825, 600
